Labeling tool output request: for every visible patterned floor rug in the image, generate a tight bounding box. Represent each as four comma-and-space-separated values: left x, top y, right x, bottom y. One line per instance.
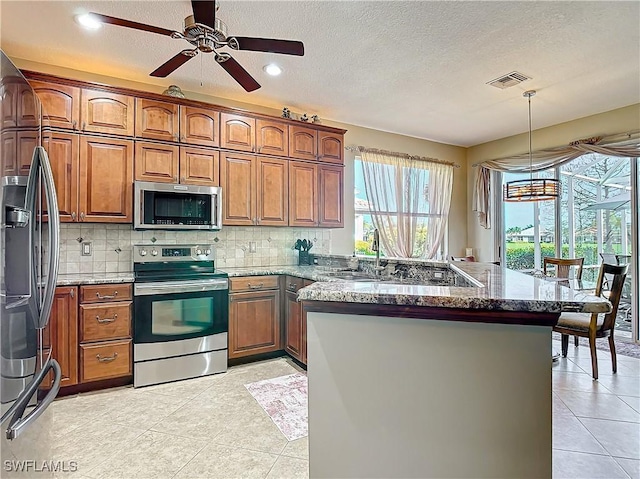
245, 372, 308, 441
552, 332, 640, 359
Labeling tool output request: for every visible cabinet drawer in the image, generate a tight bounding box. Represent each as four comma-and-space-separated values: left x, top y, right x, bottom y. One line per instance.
80, 340, 132, 382
80, 283, 132, 303
229, 276, 279, 292
284, 276, 305, 293
80, 302, 132, 342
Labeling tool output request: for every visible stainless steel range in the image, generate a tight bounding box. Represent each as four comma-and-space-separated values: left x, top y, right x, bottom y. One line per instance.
133, 244, 228, 388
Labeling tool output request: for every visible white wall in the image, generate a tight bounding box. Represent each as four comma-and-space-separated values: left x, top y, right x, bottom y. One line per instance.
466, 104, 640, 262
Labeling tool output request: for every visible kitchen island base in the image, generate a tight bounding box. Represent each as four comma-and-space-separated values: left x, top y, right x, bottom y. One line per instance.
307, 310, 553, 479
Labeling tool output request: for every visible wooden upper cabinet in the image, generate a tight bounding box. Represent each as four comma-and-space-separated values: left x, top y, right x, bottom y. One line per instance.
29, 80, 79, 130
1, 131, 16, 176
43, 132, 79, 222
221, 152, 256, 225
17, 83, 39, 128
221, 113, 255, 152
134, 141, 179, 183
135, 99, 179, 141
289, 125, 317, 161
318, 164, 344, 227
17, 131, 38, 176
256, 119, 288, 156
179, 147, 219, 186
180, 106, 219, 147
81, 89, 134, 136
289, 161, 318, 226
1, 81, 17, 129
257, 157, 288, 226
79, 136, 133, 223
318, 131, 343, 164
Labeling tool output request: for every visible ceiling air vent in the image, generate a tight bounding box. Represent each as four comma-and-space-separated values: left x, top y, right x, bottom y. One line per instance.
487, 71, 531, 89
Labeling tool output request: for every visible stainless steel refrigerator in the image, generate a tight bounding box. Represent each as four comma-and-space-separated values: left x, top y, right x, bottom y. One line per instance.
1, 50, 61, 475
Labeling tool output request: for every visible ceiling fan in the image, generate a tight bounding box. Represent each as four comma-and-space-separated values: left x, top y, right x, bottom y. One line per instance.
90, 0, 304, 92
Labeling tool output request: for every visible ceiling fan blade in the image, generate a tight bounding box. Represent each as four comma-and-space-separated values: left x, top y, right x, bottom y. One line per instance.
90, 13, 176, 37
215, 54, 261, 92
229, 37, 304, 56
150, 51, 196, 78
191, 0, 216, 28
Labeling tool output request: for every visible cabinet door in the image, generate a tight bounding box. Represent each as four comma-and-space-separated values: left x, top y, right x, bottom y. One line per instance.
81, 89, 134, 136
135, 99, 179, 141
1, 131, 16, 176
44, 287, 79, 387
301, 279, 313, 365
318, 164, 344, 227
179, 147, 219, 186
43, 132, 79, 222
257, 157, 288, 226
289, 125, 317, 161
284, 289, 303, 361
180, 106, 219, 147
228, 290, 280, 359
220, 152, 255, 225
134, 141, 179, 183
220, 113, 255, 152
17, 131, 39, 176
79, 136, 133, 222
256, 119, 288, 156
17, 83, 39, 128
1, 82, 17, 129
29, 80, 80, 130
289, 161, 318, 226
318, 131, 343, 164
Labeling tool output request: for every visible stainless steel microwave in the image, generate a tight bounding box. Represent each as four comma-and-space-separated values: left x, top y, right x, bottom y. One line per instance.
134, 181, 222, 230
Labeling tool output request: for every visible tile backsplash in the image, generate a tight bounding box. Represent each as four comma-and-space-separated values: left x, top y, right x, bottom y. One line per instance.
58, 224, 333, 274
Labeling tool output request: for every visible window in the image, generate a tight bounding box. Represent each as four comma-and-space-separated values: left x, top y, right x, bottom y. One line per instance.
354, 157, 448, 259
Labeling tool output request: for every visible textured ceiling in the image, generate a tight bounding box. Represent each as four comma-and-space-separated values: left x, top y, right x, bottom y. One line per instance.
1, 1, 639, 147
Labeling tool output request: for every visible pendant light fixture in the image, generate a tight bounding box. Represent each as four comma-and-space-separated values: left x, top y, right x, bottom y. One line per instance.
503, 90, 560, 202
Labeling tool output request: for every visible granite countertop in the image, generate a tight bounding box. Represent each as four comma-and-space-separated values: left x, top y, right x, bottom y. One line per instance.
56, 272, 135, 286
297, 262, 611, 315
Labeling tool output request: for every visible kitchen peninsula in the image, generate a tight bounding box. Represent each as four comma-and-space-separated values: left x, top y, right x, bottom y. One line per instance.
298, 262, 610, 479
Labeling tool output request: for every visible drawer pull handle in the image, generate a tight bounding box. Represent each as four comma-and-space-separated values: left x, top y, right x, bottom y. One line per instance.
96, 292, 118, 300
96, 314, 117, 323
96, 353, 118, 363
247, 283, 264, 290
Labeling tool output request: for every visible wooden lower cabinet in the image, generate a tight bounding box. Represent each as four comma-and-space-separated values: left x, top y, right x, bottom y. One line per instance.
284, 277, 304, 361
45, 287, 79, 387
228, 288, 281, 359
80, 340, 132, 383
301, 280, 313, 365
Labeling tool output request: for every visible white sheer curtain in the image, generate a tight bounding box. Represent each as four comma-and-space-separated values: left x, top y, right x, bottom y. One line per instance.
473, 131, 640, 228
360, 150, 454, 259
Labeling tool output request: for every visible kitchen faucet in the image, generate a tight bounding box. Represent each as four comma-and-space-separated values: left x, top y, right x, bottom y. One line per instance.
371, 228, 385, 276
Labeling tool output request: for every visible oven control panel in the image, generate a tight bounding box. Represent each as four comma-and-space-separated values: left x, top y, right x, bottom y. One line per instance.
134, 244, 214, 262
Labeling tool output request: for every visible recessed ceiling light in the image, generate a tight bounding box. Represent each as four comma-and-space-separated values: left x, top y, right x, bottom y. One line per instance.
75, 13, 102, 31
263, 64, 283, 76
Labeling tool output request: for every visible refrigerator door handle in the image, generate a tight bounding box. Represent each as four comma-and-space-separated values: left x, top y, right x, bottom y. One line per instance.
1, 359, 61, 440
37, 146, 60, 329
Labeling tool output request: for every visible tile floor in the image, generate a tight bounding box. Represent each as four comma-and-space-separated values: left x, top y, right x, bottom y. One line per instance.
49, 340, 639, 479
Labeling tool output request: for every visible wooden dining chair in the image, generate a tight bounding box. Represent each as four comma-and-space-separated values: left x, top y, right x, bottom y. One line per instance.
553, 263, 628, 379
543, 257, 584, 280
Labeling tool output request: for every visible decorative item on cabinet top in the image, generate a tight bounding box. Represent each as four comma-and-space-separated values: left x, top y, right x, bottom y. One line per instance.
162, 85, 186, 98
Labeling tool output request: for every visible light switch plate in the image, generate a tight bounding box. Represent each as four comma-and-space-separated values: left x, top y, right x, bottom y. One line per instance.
81, 241, 92, 256
248, 241, 257, 253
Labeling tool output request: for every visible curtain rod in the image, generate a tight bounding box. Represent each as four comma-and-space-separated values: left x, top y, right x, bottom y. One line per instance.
345, 145, 460, 168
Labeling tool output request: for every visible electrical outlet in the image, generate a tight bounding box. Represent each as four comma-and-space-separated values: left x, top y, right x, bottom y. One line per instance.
81, 241, 92, 256
248, 241, 257, 253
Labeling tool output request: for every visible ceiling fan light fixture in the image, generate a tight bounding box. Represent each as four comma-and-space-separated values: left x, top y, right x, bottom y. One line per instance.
75, 13, 102, 31
263, 64, 283, 76
503, 90, 561, 202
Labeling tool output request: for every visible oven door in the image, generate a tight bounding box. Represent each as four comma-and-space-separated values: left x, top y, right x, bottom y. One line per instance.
133, 278, 228, 344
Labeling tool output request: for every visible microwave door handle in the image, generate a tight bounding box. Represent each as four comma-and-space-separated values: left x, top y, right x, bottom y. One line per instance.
36, 147, 60, 329
3, 359, 61, 440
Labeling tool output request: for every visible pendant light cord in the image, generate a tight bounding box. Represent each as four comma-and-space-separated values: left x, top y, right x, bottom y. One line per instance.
524, 90, 536, 180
